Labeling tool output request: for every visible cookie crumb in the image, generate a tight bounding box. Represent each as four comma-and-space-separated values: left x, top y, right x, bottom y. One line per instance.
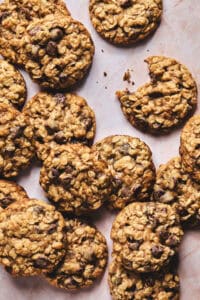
101, 49, 104, 53
103, 72, 107, 77
123, 69, 131, 83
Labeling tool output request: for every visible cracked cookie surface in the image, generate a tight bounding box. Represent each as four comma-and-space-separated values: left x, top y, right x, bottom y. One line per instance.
40, 144, 112, 215
180, 115, 200, 183
0, 59, 26, 109
0, 199, 66, 276
94, 135, 155, 210
153, 157, 200, 228
23, 14, 94, 89
46, 218, 108, 290
0, 180, 28, 209
0, 103, 34, 178
89, 0, 162, 45
108, 258, 179, 300
0, 0, 70, 65
111, 202, 183, 273
23, 92, 96, 161
117, 56, 197, 134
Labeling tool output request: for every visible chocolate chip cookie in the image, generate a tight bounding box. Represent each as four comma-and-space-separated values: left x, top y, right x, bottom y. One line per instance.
180, 115, 200, 183
0, 103, 34, 178
40, 144, 112, 215
23, 92, 96, 161
0, 0, 70, 65
89, 0, 162, 45
94, 135, 155, 210
117, 56, 197, 134
0, 59, 26, 109
111, 202, 183, 273
153, 157, 200, 228
108, 258, 179, 300
23, 14, 94, 89
0, 199, 66, 276
0, 180, 28, 209
46, 218, 108, 290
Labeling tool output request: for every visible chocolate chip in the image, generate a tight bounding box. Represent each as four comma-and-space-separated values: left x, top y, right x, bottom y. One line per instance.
153, 189, 165, 200
50, 27, 64, 41
33, 258, 49, 269
121, 187, 132, 197
54, 132, 67, 144
1, 197, 13, 208
132, 184, 141, 197
151, 245, 163, 258
33, 206, 45, 215
149, 92, 163, 99
168, 236, 178, 247
127, 237, 142, 250
48, 222, 58, 234
59, 73, 68, 83
10, 126, 24, 139
143, 277, 155, 287
54, 93, 66, 104
51, 168, 60, 179
46, 41, 58, 56
82, 118, 93, 130
20, 7, 31, 20
159, 230, 169, 242
65, 165, 73, 173
0, 11, 9, 22
120, 0, 132, 8
126, 284, 136, 292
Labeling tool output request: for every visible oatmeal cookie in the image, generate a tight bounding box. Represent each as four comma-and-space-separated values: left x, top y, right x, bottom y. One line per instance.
23, 14, 94, 89
23, 92, 96, 161
180, 115, 200, 183
0, 103, 34, 178
0, 59, 26, 109
153, 157, 200, 228
46, 218, 108, 290
108, 258, 179, 300
0, 199, 66, 276
94, 135, 155, 210
0, 0, 70, 65
40, 144, 112, 215
0, 180, 28, 209
117, 56, 197, 134
111, 202, 183, 273
89, 0, 162, 45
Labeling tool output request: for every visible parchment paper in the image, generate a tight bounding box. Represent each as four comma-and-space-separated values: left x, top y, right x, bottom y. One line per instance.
0, 0, 200, 299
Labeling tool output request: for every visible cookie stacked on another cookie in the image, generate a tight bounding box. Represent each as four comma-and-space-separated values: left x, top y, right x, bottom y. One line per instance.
45, 218, 108, 291
108, 202, 183, 299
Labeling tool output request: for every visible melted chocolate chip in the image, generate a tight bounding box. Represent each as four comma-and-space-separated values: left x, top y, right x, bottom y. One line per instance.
1, 197, 13, 208
50, 27, 64, 41
54, 132, 67, 144
48, 222, 58, 234
51, 168, 60, 179
120, 0, 132, 8
46, 41, 58, 56
151, 245, 163, 258
33, 257, 49, 269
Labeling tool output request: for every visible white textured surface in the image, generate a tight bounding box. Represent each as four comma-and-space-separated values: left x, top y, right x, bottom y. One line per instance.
0, 0, 200, 299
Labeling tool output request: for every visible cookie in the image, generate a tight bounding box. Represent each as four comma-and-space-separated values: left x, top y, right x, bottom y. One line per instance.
23, 92, 96, 161
0, 0, 70, 65
46, 218, 108, 290
111, 202, 183, 273
40, 144, 112, 215
94, 135, 155, 210
89, 0, 162, 45
0, 180, 28, 209
23, 14, 94, 89
153, 157, 200, 228
180, 115, 200, 183
0, 59, 26, 109
108, 258, 179, 300
117, 56, 197, 134
0, 103, 34, 178
0, 199, 66, 276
